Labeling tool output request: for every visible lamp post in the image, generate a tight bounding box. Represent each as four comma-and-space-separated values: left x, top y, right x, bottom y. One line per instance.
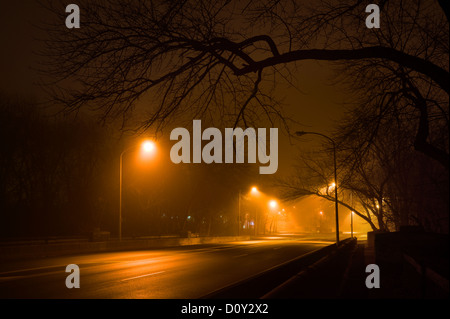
238, 190, 241, 236
351, 211, 354, 238
350, 192, 354, 238
238, 186, 260, 236
319, 211, 323, 233
119, 140, 156, 241
268, 200, 278, 234
250, 187, 259, 236
296, 131, 340, 246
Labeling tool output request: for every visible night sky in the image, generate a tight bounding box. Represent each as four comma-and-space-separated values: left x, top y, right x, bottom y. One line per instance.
0, 1, 379, 236
0, 1, 348, 180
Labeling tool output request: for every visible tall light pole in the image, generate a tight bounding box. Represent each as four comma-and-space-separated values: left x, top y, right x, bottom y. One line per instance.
238, 186, 260, 236
319, 211, 323, 232
296, 131, 340, 246
268, 200, 278, 234
119, 140, 156, 241
350, 192, 354, 238
238, 190, 241, 236
250, 187, 259, 236
351, 211, 354, 238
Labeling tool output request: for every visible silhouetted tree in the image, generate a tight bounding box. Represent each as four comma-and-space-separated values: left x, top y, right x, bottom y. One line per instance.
279, 98, 448, 232
43, 0, 448, 168
0, 96, 118, 237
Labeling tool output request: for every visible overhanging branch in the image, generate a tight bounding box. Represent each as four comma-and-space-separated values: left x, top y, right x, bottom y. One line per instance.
232, 46, 449, 94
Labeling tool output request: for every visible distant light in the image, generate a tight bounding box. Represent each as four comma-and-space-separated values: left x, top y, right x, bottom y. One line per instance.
269, 200, 277, 209
330, 182, 336, 188
319, 211, 323, 215
187, 216, 191, 220
251, 186, 258, 194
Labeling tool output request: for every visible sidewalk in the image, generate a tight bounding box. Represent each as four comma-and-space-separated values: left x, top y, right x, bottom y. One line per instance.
340, 239, 449, 299
262, 238, 367, 298
337, 240, 370, 298
263, 237, 448, 299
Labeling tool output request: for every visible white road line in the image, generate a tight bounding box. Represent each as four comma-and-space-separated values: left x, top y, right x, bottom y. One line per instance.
120, 271, 165, 282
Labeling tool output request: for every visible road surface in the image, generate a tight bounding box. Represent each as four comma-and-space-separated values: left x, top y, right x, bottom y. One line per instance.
0, 236, 335, 298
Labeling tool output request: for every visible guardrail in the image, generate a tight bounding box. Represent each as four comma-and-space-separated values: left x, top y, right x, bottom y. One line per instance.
0, 237, 89, 246
0, 235, 251, 261
0, 235, 186, 246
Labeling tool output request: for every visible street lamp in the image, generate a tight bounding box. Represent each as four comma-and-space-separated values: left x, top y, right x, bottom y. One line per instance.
267, 200, 279, 234
249, 186, 260, 235
238, 186, 260, 236
269, 200, 278, 209
238, 190, 241, 236
296, 131, 340, 246
351, 211, 354, 238
350, 191, 355, 239
119, 139, 156, 241
319, 211, 323, 233
142, 140, 156, 153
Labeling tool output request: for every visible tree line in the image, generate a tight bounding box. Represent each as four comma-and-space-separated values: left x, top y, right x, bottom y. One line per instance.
33, 0, 449, 234
0, 97, 259, 238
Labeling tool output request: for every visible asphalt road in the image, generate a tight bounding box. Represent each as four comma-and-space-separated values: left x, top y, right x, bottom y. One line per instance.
0, 236, 335, 299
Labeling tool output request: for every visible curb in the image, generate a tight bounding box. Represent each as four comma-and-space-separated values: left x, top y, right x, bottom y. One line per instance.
261, 238, 357, 298
201, 238, 355, 299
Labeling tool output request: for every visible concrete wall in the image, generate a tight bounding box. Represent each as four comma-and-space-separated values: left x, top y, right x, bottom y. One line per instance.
0, 236, 251, 261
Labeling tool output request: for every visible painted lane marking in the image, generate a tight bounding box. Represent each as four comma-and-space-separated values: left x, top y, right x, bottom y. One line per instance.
120, 271, 166, 282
